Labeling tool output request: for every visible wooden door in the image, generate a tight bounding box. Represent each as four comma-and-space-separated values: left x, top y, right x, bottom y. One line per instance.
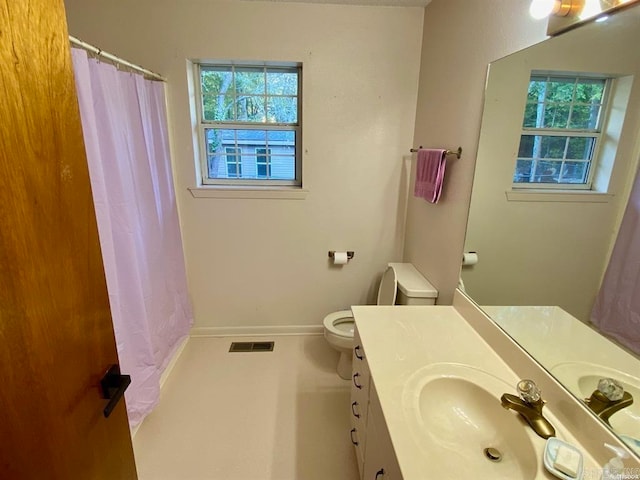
0, 0, 138, 478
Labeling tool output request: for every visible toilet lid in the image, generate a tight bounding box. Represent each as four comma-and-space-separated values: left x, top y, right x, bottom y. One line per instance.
376, 265, 397, 306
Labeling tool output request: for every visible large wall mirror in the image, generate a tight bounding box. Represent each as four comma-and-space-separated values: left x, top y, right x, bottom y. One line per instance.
462, 5, 640, 456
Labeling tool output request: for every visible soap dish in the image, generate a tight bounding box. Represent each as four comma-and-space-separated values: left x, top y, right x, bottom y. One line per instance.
544, 437, 584, 480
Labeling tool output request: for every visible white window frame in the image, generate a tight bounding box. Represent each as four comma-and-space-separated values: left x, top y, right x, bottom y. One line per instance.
514, 73, 612, 191
194, 62, 302, 188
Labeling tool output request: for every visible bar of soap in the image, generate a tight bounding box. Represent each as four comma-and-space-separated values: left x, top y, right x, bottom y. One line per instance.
554, 444, 581, 478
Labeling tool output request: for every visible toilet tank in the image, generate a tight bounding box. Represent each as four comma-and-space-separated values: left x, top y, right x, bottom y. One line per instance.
388, 263, 438, 305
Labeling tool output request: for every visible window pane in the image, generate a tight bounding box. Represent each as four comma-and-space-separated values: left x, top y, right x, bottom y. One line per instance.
204, 129, 296, 180
561, 161, 589, 184
236, 95, 266, 122
267, 70, 298, 95
267, 130, 295, 145
269, 156, 296, 180
514, 159, 533, 183
539, 136, 567, 159
542, 103, 570, 128
546, 77, 576, 103
569, 104, 601, 129
235, 67, 265, 95
566, 136, 595, 160
207, 154, 226, 179
527, 77, 547, 103
201, 68, 233, 94
267, 132, 295, 180
206, 128, 236, 155
523, 103, 542, 128
535, 160, 562, 183
574, 78, 605, 103
519, 135, 569, 160
201, 68, 235, 121
235, 129, 267, 148
267, 96, 297, 123
202, 93, 235, 121
518, 135, 535, 158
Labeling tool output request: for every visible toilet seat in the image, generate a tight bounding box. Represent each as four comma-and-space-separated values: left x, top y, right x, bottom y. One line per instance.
323, 310, 355, 338
322, 266, 398, 345
323, 310, 354, 353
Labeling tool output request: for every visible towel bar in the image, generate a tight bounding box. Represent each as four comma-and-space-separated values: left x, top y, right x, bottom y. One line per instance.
409, 146, 462, 159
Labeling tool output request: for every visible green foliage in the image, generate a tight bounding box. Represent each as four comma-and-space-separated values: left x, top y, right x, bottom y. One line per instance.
524, 75, 605, 130
200, 66, 298, 124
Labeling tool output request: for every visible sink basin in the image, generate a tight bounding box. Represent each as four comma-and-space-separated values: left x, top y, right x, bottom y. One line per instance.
550, 362, 640, 441
402, 363, 541, 478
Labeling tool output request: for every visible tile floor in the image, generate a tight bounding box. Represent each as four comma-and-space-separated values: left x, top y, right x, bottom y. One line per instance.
133, 335, 360, 480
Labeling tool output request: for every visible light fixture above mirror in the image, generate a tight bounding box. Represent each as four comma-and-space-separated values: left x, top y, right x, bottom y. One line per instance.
529, 0, 639, 34
529, 0, 583, 19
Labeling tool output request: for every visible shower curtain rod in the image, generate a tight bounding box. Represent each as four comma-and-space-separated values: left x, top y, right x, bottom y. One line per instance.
69, 36, 167, 82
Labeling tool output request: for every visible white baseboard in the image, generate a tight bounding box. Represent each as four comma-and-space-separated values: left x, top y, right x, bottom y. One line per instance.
189, 324, 324, 337
160, 336, 190, 389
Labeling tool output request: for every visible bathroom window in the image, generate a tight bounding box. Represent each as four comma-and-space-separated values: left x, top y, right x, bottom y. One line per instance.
514, 73, 611, 189
196, 62, 301, 187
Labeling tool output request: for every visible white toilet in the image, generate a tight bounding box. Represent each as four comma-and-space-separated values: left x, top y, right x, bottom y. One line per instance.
323, 263, 438, 379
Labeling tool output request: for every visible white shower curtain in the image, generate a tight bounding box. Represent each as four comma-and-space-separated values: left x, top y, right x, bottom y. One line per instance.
71, 49, 193, 427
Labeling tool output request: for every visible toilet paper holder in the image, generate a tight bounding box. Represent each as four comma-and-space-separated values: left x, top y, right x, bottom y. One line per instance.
328, 251, 354, 260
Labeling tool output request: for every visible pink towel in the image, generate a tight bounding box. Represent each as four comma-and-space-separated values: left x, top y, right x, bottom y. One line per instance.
414, 149, 447, 204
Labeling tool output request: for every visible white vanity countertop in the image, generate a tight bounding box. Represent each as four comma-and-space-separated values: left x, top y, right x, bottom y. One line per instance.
351, 305, 600, 480
483, 305, 640, 373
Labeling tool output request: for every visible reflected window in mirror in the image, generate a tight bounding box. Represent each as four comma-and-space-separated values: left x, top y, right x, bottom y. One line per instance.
515, 73, 612, 189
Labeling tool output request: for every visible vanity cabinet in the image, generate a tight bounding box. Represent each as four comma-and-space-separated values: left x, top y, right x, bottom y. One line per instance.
350, 328, 371, 474
350, 327, 402, 480
362, 383, 402, 480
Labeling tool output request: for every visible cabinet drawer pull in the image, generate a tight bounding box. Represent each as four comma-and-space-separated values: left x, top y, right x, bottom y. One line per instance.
351, 401, 360, 418
353, 372, 362, 389
350, 428, 359, 446
375, 468, 385, 479
354, 345, 363, 360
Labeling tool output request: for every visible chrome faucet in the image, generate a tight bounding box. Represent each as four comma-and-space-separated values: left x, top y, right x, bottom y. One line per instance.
501, 379, 556, 439
585, 378, 634, 426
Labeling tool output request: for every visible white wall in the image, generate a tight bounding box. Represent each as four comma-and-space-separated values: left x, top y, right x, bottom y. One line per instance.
403, 0, 547, 303
64, 0, 424, 331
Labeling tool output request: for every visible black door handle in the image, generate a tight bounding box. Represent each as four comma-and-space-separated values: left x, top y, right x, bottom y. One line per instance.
100, 364, 131, 418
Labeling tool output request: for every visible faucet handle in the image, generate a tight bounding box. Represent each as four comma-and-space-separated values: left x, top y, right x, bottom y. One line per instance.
517, 379, 542, 404
597, 378, 624, 401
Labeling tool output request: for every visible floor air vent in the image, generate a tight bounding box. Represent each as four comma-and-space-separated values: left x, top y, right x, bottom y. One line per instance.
229, 341, 275, 352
